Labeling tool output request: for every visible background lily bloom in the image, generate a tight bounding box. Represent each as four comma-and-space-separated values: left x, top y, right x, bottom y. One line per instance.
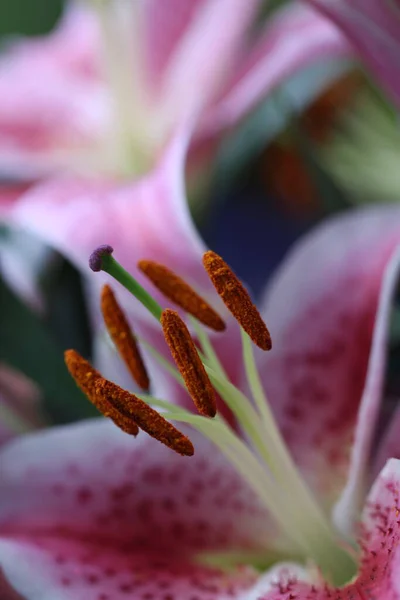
1, 194, 400, 596
306, 0, 400, 108
0, 0, 348, 183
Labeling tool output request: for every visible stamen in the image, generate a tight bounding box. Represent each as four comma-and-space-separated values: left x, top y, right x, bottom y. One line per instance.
64, 349, 139, 436
95, 378, 194, 456
89, 245, 163, 321
138, 259, 226, 332
101, 284, 150, 390
203, 251, 272, 351
161, 309, 216, 417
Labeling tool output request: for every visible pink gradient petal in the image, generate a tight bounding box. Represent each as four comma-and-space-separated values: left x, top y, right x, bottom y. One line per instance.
0, 420, 271, 555
259, 459, 400, 600
306, 0, 400, 107
158, 0, 260, 126
0, 537, 258, 600
256, 207, 400, 512
9, 130, 206, 297
143, 0, 204, 90
202, 4, 350, 136
0, 5, 107, 177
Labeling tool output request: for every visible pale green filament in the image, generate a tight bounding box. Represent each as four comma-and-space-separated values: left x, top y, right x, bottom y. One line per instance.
101, 254, 163, 320
240, 330, 337, 536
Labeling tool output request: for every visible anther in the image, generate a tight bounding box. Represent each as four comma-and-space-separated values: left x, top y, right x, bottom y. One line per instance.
203, 251, 272, 351
64, 350, 139, 436
161, 309, 216, 417
138, 259, 226, 332
101, 285, 150, 390
95, 379, 194, 456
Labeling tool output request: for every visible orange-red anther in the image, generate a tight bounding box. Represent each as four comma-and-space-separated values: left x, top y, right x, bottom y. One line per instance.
203, 251, 272, 351
95, 378, 194, 456
64, 349, 139, 436
101, 285, 150, 390
138, 259, 225, 332
161, 309, 216, 418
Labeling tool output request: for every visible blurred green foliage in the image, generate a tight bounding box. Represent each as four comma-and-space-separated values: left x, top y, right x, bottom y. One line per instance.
0, 0, 63, 37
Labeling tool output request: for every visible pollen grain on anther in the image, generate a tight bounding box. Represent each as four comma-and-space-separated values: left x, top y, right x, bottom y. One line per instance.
95, 378, 194, 456
203, 251, 272, 351
161, 309, 216, 418
101, 284, 150, 390
64, 349, 139, 436
138, 259, 225, 332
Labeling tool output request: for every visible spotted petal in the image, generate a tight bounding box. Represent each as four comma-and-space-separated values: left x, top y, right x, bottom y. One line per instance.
259, 458, 400, 600
256, 206, 400, 529
307, 0, 400, 108
0, 419, 273, 599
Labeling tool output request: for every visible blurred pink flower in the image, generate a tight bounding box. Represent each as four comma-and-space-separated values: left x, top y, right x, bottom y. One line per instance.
2, 165, 400, 595
306, 0, 400, 107
0, 365, 42, 445
0, 0, 349, 182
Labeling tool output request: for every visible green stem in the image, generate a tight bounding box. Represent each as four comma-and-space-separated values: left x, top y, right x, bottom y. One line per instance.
102, 254, 163, 320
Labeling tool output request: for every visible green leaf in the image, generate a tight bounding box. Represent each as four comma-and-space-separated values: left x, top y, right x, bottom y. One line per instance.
0, 0, 63, 37
0, 275, 97, 423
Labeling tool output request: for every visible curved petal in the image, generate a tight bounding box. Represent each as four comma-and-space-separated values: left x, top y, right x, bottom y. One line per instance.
202, 4, 351, 136
0, 4, 108, 177
0, 420, 271, 555
259, 459, 400, 600
256, 206, 400, 515
9, 130, 206, 297
306, 0, 400, 108
142, 0, 205, 90
157, 0, 260, 129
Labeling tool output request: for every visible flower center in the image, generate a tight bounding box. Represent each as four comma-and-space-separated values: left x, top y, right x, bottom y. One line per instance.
90, 0, 158, 177
67, 245, 358, 586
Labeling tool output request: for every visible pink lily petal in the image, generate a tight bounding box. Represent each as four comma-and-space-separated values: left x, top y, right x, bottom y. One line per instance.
9, 130, 206, 298
143, 0, 204, 90
0, 537, 259, 600
0, 420, 270, 551
260, 458, 400, 600
256, 206, 400, 519
0, 5, 108, 177
202, 3, 350, 136
157, 0, 260, 127
306, 0, 400, 107
0, 419, 271, 598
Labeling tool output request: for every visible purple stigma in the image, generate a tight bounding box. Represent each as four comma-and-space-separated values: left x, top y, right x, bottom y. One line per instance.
89, 245, 114, 272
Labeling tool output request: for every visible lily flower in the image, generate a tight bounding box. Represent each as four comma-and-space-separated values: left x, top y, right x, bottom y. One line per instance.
0, 0, 349, 184
306, 0, 400, 108
2, 177, 400, 597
